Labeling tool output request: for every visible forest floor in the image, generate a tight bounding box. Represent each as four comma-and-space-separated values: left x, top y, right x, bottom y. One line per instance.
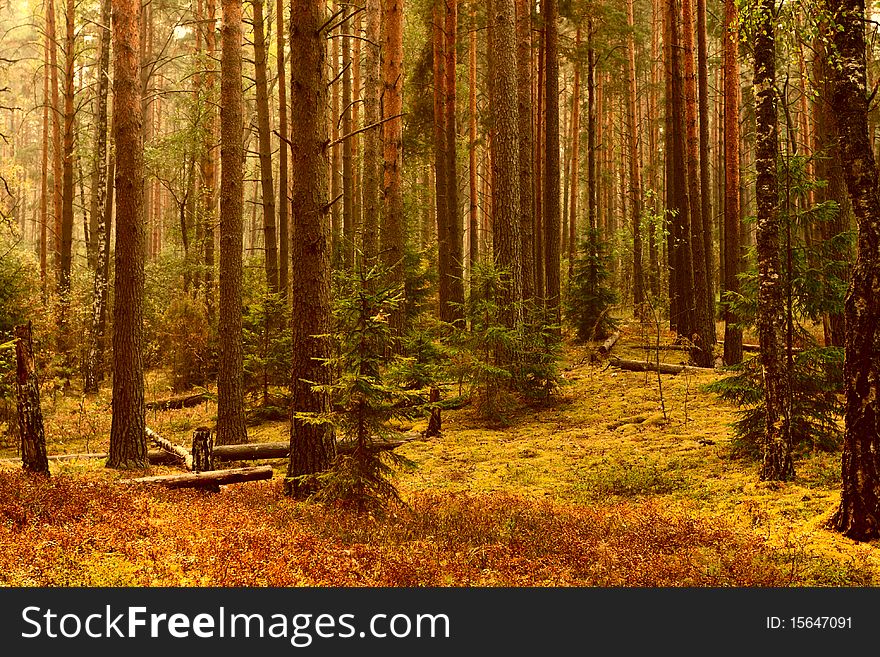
0, 322, 876, 586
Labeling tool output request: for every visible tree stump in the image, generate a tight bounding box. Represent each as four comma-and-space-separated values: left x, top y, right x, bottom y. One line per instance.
192, 427, 214, 473
425, 386, 442, 437
14, 323, 49, 476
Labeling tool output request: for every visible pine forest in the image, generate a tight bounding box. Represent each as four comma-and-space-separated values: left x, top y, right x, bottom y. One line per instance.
2, 0, 880, 587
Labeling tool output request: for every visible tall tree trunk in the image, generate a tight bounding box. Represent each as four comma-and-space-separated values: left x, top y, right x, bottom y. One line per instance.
433, 0, 451, 321
287, 0, 336, 497
665, 0, 693, 336
330, 1, 341, 261
534, 22, 545, 301
696, 0, 713, 321
828, 0, 880, 540
587, 22, 596, 234
361, 0, 381, 264
201, 0, 218, 322
625, 1, 644, 308
568, 27, 581, 282
489, 0, 522, 332
382, 0, 405, 320
47, 0, 62, 284
813, 32, 852, 348
681, 0, 713, 365
40, 27, 49, 297
84, 0, 112, 394
108, 0, 147, 470
216, 0, 248, 446
754, 0, 793, 481
252, 0, 278, 294
445, 0, 465, 322
722, 0, 743, 365
57, 0, 75, 349
543, 0, 560, 326
515, 0, 534, 303
468, 1, 479, 276
276, 0, 289, 298
342, 11, 354, 268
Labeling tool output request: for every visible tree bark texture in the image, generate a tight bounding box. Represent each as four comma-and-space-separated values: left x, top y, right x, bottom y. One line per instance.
216, 0, 248, 446
827, 0, 880, 540
754, 0, 793, 481
15, 323, 49, 476
287, 0, 337, 497
108, 0, 148, 469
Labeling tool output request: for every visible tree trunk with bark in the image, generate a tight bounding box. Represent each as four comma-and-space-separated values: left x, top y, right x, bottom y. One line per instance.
722, 0, 743, 365
754, 0, 793, 481
444, 0, 464, 323
216, 0, 248, 446
827, 0, 880, 540
681, 0, 714, 365
489, 0, 523, 333
625, 1, 644, 309
515, 0, 534, 304
84, 0, 112, 394
543, 0, 560, 327
276, 0, 289, 298
382, 0, 406, 312
108, 0, 148, 470
15, 323, 49, 476
361, 0, 381, 264
287, 0, 337, 497
252, 0, 278, 293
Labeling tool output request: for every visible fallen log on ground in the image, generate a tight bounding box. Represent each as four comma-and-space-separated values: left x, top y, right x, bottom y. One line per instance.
145, 392, 209, 411
119, 465, 273, 489
609, 358, 715, 375
598, 332, 621, 355
146, 427, 193, 470
212, 431, 421, 462
0, 450, 179, 466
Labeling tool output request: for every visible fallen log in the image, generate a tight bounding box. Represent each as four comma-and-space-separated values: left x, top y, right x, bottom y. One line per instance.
598, 332, 621, 355
212, 432, 421, 463
119, 465, 273, 489
146, 427, 193, 470
609, 358, 715, 375
0, 450, 178, 466
145, 393, 208, 411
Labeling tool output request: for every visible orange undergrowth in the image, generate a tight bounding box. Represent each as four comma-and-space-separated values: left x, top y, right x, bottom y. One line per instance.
0, 471, 788, 586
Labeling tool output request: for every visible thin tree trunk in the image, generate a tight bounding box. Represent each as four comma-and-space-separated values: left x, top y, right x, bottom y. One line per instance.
202, 0, 218, 322
515, 0, 534, 303
722, 0, 743, 365
40, 28, 49, 297
534, 21, 545, 301
568, 27, 581, 282
681, 0, 713, 364
287, 0, 337, 497
382, 0, 405, 322
543, 0, 560, 326
342, 11, 354, 267
47, 0, 62, 284
108, 0, 147, 470
625, 1, 643, 308
216, 0, 248, 446
754, 0, 793, 481
84, 0, 112, 394
252, 0, 278, 293
361, 0, 381, 264
445, 0, 464, 322
57, 0, 75, 349
433, 0, 451, 321
696, 0, 713, 321
469, 1, 479, 276
276, 0, 289, 298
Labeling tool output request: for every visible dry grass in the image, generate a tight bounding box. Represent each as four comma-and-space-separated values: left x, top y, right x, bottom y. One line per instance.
0, 320, 875, 586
